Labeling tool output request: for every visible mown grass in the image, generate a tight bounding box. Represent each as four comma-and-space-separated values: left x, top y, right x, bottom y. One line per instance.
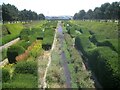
1, 23, 24, 45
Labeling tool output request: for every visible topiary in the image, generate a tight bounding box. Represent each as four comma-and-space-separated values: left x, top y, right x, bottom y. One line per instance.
7, 45, 25, 64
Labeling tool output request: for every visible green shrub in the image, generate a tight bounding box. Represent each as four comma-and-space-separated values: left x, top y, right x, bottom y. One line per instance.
7, 45, 25, 63
2, 68, 10, 82
19, 29, 31, 40
15, 61, 37, 76
2, 34, 18, 45
42, 28, 54, 50
15, 40, 31, 49
2, 73, 38, 88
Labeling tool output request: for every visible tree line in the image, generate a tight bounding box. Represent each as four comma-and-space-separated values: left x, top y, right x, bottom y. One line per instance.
73, 1, 120, 20
2, 3, 45, 22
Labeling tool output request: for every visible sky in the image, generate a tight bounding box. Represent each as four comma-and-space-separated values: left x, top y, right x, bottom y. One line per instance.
0, 0, 119, 16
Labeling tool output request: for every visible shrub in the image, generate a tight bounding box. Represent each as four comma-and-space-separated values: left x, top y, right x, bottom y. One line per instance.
7, 45, 25, 63
14, 60, 37, 76
2, 48, 7, 61
2, 68, 10, 82
19, 29, 31, 40
42, 28, 54, 50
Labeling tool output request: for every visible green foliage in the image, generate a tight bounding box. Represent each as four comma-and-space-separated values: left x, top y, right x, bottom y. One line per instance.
2, 73, 38, 88
15, 60, 37, 76
19, 29, 31, 41
2, 68, 10, 82
2, 3, 45, 21
73, 1, 120, 20
63, 32, 94, 88
14, 40, 31, 49
2, 48, 7, 60
42, 26, 55, 50
7, 45, 25, 63
1, 23, 23, 45
88, 47, 119, 88
72, 20, 119, 88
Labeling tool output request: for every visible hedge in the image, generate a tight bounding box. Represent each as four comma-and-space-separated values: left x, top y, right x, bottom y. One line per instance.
2, 68, 10, 82
75, 35, 120, 88
14, 60, 37, 76
7, 45, 25, 63
42, 28, 54, 50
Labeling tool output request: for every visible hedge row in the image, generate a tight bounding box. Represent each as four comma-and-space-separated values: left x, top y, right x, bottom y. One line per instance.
42, 21, 57, 50
90, 35, 118, 52
75, 35, 120, 88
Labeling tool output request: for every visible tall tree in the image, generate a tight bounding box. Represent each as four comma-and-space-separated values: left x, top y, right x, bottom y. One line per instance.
2, 3, 19, 21
38, 14, 45, 20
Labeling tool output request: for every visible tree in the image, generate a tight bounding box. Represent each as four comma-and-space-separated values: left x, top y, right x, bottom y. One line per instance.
85, 9, 94, 19
38, 14, 45, 20
78, 10, 86, 19
93, 7, 102, 19
2, 3, 46, 21
2, 3, 19, 22
73, 1, 120, 20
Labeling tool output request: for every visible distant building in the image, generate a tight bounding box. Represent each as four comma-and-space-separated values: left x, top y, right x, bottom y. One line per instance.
45, 16, 73, 20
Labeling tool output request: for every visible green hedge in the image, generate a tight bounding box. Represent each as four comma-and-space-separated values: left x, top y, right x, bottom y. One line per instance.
15, 60, 37, 76
87, 47, 119, 88
2, 68, 10, 82
75, 35, 120, 88
42, 28, 54, 50
7, 45, 25, 63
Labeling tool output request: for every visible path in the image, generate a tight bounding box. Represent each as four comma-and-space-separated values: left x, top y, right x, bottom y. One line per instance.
38, 23, 57, 89
0, 58, 8, 67
57, 21, 71, 88
0, 37, 20, 52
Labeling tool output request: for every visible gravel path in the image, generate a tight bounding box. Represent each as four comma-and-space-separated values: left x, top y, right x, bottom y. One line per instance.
58, 21, 71, 88
38, 23, 57, 89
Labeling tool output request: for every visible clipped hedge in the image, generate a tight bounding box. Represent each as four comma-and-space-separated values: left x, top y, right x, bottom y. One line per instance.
2, 68, 10, 82
42, 28, 54, 50
87, 47, 119, 88
14, 60, 37, 76
7, 45, 25, 63
19, 29, 31, 41
75, 35, 120, 88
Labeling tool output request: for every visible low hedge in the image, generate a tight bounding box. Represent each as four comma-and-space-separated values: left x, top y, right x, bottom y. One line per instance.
19, 29, 31, 41
7, 45, 25, 63
42, 28, 54, 50
2, 68, 10, 82
14, 60, 37, 76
